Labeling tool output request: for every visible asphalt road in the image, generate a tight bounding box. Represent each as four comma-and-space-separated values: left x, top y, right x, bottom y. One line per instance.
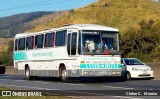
0, 74, 160, 99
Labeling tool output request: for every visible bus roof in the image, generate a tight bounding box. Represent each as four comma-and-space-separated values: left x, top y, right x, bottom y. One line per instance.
64, 24, 119, 31
15, 24, 119, 38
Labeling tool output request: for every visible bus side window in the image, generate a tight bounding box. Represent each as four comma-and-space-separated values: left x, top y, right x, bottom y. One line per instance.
15, 39, 18, 51
55, 30, 66, 46
32, 36, 35, 49
18, 38, 25, 50
26, 36, 34, 49
35, 34, 44, 48
45, 33, 54, 47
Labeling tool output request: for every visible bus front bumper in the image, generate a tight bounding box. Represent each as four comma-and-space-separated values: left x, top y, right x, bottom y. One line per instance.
67, 69, 121, 77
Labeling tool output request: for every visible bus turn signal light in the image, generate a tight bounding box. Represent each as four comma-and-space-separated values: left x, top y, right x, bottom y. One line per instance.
81, 61, 85, 63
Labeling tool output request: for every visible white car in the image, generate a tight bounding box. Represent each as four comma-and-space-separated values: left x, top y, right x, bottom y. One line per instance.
121, 58, 154, 80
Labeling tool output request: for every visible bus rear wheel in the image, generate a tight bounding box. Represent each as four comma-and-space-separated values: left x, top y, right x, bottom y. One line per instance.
25, 67, 32, 80
60, 67, 68, 82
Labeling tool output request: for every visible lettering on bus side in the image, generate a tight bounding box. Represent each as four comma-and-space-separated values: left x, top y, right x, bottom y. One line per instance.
32, 51, 53, 58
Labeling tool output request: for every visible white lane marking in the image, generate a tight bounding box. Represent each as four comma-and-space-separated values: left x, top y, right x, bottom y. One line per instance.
112, 96, 143, 99
0, 84, 59, 90
61, 83, 85, 86
101, 86, 134, 89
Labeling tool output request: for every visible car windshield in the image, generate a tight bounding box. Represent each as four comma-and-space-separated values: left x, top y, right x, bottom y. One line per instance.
78, 30, 119, 55
124, 59, 144, 65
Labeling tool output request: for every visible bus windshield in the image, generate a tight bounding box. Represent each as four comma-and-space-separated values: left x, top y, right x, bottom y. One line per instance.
78, 30, 119, 55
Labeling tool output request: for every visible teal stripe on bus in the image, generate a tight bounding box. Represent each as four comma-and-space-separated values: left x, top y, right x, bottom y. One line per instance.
14, 52, 27, 61
80, 64, 121, 69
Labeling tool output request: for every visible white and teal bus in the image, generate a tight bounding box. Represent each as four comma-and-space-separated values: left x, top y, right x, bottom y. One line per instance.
14, 24, 122, 82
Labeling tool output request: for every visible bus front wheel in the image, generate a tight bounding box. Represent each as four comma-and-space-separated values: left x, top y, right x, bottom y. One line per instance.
60, 67, 68, 82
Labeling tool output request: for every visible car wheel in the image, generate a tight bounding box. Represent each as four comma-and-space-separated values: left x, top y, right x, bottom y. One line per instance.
126, 72, 131, 80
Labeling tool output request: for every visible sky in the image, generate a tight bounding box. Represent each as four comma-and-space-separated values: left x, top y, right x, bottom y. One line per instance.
0, 0, 96, 18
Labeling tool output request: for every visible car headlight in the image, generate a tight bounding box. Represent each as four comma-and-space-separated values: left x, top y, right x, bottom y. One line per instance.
150, 68, 153, 71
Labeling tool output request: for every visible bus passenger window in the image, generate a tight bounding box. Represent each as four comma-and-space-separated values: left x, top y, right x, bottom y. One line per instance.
35, 34, 44, 48
18, 38, 25, 50
45, 33, 54, 47
55, 30, 66, 46
26, 36, 34, 49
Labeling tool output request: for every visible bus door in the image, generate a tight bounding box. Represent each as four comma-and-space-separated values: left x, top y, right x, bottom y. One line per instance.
67, 29, 78, 56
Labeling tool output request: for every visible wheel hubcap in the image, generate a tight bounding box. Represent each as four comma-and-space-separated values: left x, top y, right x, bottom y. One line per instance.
62, 69, 67, 80
127, 73, 130, 79
26, 69, 29, 77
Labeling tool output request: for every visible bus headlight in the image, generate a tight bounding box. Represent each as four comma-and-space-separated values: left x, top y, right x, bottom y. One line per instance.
89, 71, 93, 75
112, 71, 116, 75
116, 71, 121, 75
112, 71, 121, 75
83, 71, 88, 75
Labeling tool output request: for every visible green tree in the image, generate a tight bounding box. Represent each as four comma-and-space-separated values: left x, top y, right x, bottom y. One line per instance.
121, 19, 160, 62
0, 40, 14, 66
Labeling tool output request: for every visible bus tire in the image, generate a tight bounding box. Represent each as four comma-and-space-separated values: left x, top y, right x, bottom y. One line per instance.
25, 67, 32, 80
60, 66, 68, 82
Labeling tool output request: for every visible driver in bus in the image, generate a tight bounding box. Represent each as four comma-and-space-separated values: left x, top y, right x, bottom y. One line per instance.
96, 39, 108, 51
102, 40, 108, 50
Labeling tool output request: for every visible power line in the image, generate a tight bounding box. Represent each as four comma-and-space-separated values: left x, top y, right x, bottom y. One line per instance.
0, 0, 51, 11
0, 0, 73, 12
19, 0, 73, 9
26, 0, 74, 9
